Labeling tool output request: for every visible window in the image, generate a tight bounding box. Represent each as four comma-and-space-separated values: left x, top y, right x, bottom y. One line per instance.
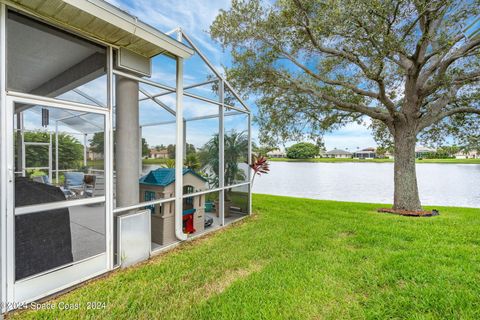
144, 191, 156, 214
183, 185, 194, 207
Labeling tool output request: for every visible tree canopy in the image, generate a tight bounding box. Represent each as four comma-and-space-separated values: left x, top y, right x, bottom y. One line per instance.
165, 143, 196, 159
211, 0, 479, 145
210, 0, 480, 211
286, 142, 320, 159
16, 131, 83, 170
90, 132, 150, 157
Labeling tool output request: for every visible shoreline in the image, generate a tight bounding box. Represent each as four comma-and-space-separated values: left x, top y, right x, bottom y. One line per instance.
267, 157, 480, 164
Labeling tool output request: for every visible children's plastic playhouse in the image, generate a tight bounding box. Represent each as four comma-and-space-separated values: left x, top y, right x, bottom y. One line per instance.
139, 168, 208, 245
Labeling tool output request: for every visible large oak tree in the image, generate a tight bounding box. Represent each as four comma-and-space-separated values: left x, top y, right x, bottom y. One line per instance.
210, 0, 480, 211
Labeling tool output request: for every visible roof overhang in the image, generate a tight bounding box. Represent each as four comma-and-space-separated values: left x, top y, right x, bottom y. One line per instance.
4, 0, 194, 59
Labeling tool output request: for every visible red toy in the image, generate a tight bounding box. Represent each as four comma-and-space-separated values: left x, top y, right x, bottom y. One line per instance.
182, 209, 196, 234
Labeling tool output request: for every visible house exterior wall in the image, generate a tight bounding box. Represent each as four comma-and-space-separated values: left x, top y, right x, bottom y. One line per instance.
353, 152, 376, 159
326, 153, 351, 158
266, 150, 286, 158
149, 149, 168, 159
183, 173, 207, 192
455, 151, 478, 159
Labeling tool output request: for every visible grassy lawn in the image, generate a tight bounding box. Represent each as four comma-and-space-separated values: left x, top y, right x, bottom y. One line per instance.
269, 157, 480, 164
142, 158, 171, 165
10, 195, 480, 319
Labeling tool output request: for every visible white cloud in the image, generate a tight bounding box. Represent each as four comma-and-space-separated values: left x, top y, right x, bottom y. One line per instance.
108, 0, 380, 152
323, 122, 376, 151
106, 0, 230, 65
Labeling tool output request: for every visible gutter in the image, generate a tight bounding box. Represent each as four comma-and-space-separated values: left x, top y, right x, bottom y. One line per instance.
64, 0, 194, 58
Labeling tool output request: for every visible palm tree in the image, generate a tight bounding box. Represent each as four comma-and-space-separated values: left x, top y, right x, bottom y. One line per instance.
199, 130, 248, 199
184, 153, 200, 171
161, 159, 175, 168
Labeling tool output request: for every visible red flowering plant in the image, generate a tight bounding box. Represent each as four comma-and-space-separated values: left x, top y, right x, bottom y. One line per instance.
248, 154, 270, 185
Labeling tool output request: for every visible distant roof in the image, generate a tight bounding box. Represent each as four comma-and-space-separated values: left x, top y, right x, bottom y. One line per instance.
354, 150, 376, 154
266, 149, 286, 155
150, 149, 168, 154
415, 146, 436, 153
139, 168, 207, 187
325, 149, 352, 155
455, 149, 478, 155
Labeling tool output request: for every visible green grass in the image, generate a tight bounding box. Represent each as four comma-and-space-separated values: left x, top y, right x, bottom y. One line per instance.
10, 195, 480, 319
269, 157, 480, 164
142, 158, 171, 165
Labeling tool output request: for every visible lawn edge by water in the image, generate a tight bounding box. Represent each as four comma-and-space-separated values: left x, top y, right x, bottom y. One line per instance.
268, 157, 480, 164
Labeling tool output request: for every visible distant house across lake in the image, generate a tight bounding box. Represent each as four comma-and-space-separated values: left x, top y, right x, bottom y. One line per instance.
455, 149, 478, 159
353, 147, 377, 159
415, 146, 436, 158
267, 149, 287, 158
149, 148, 169, 159
325, 149, 352, 158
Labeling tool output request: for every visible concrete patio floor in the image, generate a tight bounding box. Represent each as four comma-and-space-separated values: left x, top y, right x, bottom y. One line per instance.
69, 204, 106, 261
67, 205, 247, 262
151, 211, 248, 252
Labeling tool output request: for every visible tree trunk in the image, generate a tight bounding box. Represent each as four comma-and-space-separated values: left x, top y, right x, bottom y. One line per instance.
393, 124, 422, 211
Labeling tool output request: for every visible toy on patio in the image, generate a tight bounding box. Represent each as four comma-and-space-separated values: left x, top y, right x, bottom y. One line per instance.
139, 168, 208, 245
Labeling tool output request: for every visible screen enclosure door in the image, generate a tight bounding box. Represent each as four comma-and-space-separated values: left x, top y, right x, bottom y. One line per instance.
4, 94, 110, 306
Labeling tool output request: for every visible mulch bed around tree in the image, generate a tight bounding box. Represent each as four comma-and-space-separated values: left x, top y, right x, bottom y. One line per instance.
378, 208, 439, 217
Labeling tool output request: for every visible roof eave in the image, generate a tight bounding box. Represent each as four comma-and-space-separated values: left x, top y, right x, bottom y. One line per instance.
63, 0, 194, 58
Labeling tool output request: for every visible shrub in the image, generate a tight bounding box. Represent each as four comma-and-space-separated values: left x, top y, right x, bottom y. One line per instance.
286, 142, 319, 159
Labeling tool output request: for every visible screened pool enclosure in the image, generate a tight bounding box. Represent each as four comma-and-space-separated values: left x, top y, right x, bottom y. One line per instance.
0, 0, 251, 310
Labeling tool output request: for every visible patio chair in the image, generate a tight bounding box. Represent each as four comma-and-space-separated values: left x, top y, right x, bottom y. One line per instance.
32, 174, 75, 199
84, 175, 105, 197
32, 175, 50, 184
63, 172, 85, 196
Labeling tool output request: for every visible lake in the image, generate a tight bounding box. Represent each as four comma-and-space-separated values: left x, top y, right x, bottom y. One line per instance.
252, 162, 480, 208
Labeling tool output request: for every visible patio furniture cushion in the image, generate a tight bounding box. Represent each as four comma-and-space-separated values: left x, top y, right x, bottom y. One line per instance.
64, 172, 84, 187
14, 177, 73, 280
32, 175, 50, 184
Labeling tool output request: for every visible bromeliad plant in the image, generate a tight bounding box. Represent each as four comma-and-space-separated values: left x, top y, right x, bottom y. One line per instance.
249, 154, 270, 186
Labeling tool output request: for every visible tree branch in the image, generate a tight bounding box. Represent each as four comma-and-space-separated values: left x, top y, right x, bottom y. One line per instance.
417, 84, 467, 130
279, 73, 392, 122
419, 36, 480, 86
420, 70, 480, 97
291, 0, 383, 78
419, 106, 480, 131
289, 1, 399, 118
412, 4, 446, 66
351, 16, 410, 70
277, 49, 382, 100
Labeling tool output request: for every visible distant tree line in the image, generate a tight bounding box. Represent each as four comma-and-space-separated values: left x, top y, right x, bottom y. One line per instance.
90, 132, 150, 157
16, 131, 83, 171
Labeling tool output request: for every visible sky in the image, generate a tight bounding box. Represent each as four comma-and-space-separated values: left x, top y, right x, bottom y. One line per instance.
104, 0, 376, 151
